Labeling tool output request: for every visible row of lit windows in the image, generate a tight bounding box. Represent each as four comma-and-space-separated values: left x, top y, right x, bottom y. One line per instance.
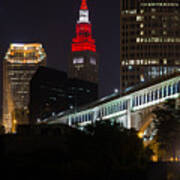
136, 37, 180, 43
121, 9, 137, 15
73, 57, 96, 65
140, 3, 179, 7
121, 59, 167, 66
122, 54, 180, 60
122, 66, 176, 77
122, 44, 180, 50
122, 67, 179, 79
122, 24, 179, 31
122, 30, 180, 37
17, 91, 29, 94
138, 30, 179, 36
6, 59, 44, 64
121, 7, 179, 17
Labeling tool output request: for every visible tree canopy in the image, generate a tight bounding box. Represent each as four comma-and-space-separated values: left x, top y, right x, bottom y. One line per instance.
153, 99, 180, 161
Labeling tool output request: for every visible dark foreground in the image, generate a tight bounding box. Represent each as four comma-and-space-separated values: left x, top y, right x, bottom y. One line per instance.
0, 124, 179, 180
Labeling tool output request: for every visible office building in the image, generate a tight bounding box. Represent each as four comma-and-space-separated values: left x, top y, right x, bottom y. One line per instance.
29, 66, 98, 123
3, 43, 46, 132
120, 0, 180, 92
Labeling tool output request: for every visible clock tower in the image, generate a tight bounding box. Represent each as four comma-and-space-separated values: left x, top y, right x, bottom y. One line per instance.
68, 0, 98, 84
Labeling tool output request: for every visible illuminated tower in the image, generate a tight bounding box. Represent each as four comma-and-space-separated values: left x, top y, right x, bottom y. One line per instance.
3, 43, 46, 133
68, 0, 98, 84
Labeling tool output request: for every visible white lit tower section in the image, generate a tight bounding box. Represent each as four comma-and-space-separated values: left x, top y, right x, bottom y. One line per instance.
69, 0, 98, 84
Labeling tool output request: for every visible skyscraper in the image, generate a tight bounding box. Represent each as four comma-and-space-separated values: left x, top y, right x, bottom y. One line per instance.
68, 0, 98, 84
120, 0, 180, 92
3, 43, 46, 132
29, 67, 98, 123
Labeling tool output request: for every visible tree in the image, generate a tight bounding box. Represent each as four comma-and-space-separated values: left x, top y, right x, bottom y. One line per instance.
153, 99, 180, 161
83, 120, 152, 171
0, 124, 5, 134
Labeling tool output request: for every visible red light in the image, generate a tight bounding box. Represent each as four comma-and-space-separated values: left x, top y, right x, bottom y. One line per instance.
80, 0, 88, 10
71, 0, 96, 53
72, 23, 96, 52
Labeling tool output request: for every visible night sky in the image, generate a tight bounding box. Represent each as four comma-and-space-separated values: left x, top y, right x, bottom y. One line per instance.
0, 0, 120, 97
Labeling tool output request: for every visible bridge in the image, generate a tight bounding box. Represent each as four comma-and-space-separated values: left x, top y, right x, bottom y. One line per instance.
46, 73, 180, 139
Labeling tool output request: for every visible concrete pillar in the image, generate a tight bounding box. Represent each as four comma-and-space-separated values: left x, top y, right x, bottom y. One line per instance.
149, 92, 151, 102
153, 91, 155, 101
152, 91, 155, 101
166, 86, 168, 97
68, 117, 72, 126
127, 99, 131, 129
157, 89, 160, 99
101, 108, 103, 117
145, 93, 147, 104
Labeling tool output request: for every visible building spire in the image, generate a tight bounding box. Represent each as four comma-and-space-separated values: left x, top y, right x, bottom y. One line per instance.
78, 0, 90, 23
80, 0, 88, 10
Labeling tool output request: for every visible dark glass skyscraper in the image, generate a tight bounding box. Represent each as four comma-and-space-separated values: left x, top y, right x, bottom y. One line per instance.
29, 67, 98, 123
120, 0, 180, 92
68, 0, 98, 84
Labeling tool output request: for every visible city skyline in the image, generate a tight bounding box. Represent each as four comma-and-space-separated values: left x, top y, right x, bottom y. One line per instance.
1, 1, 180, 177
0, 0, 120, 97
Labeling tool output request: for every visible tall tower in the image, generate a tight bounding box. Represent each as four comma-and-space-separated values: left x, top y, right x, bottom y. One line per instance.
68, 0, 98, 84
3, 43, 46, 133
120, 0, 180, 93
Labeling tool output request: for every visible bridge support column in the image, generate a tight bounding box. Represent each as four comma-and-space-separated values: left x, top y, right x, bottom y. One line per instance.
68, 117, 72, 126
145, 93, 147, 104
127, 99, 131, 129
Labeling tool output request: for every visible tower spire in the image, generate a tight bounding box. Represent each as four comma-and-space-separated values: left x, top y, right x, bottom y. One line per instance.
69, 0, 98, 84
80, 0, 88, 10
78, 0, 90, 23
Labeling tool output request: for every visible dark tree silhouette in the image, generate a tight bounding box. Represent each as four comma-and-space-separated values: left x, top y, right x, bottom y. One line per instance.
1, 120, 153, 179
153, 99, 180, 160
83, 120, 152, 171
0, 124, 5, 135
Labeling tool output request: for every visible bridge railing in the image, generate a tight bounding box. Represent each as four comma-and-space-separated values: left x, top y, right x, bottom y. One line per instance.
48, 75, 180, 128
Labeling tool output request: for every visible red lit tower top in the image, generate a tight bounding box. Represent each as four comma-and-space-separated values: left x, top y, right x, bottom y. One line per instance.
80, 0, 88, 10
71, 0, 96, 52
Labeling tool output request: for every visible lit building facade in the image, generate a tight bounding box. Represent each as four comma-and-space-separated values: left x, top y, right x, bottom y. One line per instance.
3, 43, 46, 132
120, 0, 180, 92
68, 0, 98, 84
0, 46, 4, 124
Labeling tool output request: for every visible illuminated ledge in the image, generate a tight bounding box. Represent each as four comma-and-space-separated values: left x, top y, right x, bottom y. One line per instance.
10, 43, 43, 49
6, 59, 45, 64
